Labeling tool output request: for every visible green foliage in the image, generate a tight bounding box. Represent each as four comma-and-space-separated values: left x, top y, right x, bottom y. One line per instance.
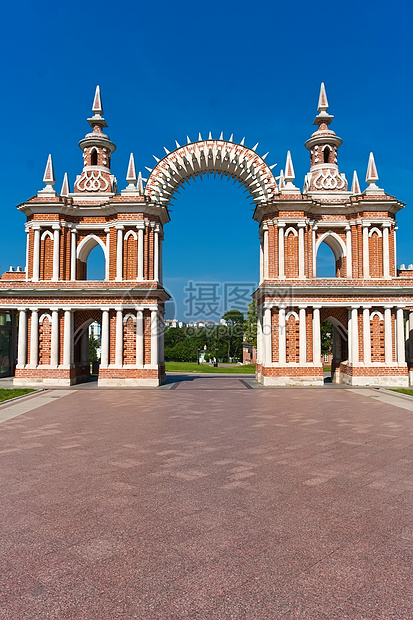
89, 334, 100, 362
321, 321, 333, 356
244, 299, 257, 348
165, 362, 256, 374
0, 388, 35, 403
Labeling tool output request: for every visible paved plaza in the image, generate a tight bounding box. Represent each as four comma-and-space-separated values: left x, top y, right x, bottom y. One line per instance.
1, 377, 413, 618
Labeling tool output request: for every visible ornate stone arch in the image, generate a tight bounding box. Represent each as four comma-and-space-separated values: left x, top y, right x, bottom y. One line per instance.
124, 230, 137, 241
284, 227, 298, 237
370, 310, 384, 321
316, 231, 347, 260
41, 230, 53, 241
77, 234, 107, 263
369, 226, 382, 238
285, 310, 299, 321
145, 137, 278, 206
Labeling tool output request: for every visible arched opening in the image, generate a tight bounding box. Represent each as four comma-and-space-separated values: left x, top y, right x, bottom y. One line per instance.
321, 311, 349, 383
316, 242, 337, 277
73, 312, 102, 383
90, 148, 98, 166
323, 146, 330, 164
316, 232, 346, 278
77, 235, 106, 280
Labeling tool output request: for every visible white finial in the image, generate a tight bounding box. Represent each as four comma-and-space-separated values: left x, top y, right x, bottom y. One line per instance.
366, 152, 378, 184
187, 135, 191, 144
208, 131, 212, 140
284, 151, 295, 183
240, 137, 245, 146
198, 132, 202, 141
351, 170, 361, 195
163, 146, 170, 155
318, 82, 329, 112
126, 153, 137, 184
60, 172, 70, 197
137, 171, 144, 195
229, 134, 233, 142
38, 154, 57, 195
175, 140, 181, 149
279, 169, 285, 189
219, 132, 224, 140
92, 85, 103, 115
252, 143, 259, 152
364, 152, 384, 194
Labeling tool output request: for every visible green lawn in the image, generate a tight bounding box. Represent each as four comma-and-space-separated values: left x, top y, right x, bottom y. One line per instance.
389, 388, 413, 397
165, 362, 256, 374
0, 388, 35, 403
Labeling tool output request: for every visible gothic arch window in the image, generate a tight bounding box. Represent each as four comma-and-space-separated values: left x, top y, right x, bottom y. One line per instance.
323, 146, 330, 164
90, 148, 98, 166
316, 232, 347, 278
40, 230, 54, 280
76, 234, 107, 280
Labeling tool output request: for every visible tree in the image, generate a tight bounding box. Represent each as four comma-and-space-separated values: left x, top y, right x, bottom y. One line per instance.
244, 299, 257, 348
321, 321, 333, 356
221, 309, 245, 362
89, 334, 100, 362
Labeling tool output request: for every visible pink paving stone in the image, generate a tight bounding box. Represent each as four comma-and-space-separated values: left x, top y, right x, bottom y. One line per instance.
0, 378, 413, 618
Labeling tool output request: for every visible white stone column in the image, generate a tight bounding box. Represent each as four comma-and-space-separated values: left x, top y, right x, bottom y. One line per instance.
408, 310, 413, 361
51, 309, 59, 367
278, 223, 285, 279
17, 309, 28, 366
259, 232, 264, 283
299, 306, 307, 365
52, 225, 60, 281
115, 309, 123, 366
159, 233, 163, 284
312, 307, 321, 365
263, 224, 269, 280
100, 309, 109, 367
70, 227, 77, 281
396, 307, 405, 364
298, 223, 305, 279
345, 225, 352, 278
63, 309, 73, 366
363, 307, 371, 365
150, 309, 158, 366
256, 308, 263, 364
350, 307, 359, 364
278, 307, 286, 365
154, 225, 160, 281
116, 225, 124, 282
158, 311, 165, 365
393, 225, 398, 276
362, 223, 370, 279
312, 224, 318, 277
384, 307, 393, 364
25, 228, 29, 281
383, 224, 390, 279
263, 307, 272, 365
104, 228, 110, 281
136, 309, 144, 367
29, 309, 39, 367
32, 226, 41, 282
137, 224, 145, 281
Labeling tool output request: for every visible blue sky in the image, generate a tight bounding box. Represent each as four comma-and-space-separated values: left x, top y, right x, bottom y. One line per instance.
0, 0, 411, 320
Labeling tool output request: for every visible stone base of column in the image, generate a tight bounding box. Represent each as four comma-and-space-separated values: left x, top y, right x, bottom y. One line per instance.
98, 365, 166, 387
13, 364, 89, 386
260, 365, 323, 386
335, 362, 409, 387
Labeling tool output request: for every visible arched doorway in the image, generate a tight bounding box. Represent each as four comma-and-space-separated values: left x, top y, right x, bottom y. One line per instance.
76, 234, 107, 280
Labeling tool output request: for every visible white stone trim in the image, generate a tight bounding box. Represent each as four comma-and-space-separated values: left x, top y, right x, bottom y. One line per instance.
40, 230, 53, 241
124, 229, 138, 241
284, 226, 298, 237
370, 311, 384, 321
369, 226, 382, 238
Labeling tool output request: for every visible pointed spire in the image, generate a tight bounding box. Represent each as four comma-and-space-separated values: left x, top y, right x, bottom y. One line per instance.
187, 135, 191, 144
279, 170, 285, 189
208, 131, 212, 140
92, 85, 103, 115
38, 154, 57, 195
175, 140, 181, 149
126, 153, 137, 184
240, 137, 245, 146
284, 151, 295, 183
60, 172, 70, 196
219, 132, 224, 140
364, 152, 384, 194
351, 170, 361, 195
318, 82, 329, 112
137, 171, 144, 195
365, 152, 378, 184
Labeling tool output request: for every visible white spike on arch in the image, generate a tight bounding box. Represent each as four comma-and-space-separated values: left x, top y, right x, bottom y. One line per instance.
145, 139, 278, 207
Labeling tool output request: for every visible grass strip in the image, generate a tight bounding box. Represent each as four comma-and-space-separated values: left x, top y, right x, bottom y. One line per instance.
165, 362, 256, 374
389, 388, 413, 397
0, 388, 36, 403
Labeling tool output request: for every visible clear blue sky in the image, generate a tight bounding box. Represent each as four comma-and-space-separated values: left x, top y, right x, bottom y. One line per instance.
1, 0, 412, 320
